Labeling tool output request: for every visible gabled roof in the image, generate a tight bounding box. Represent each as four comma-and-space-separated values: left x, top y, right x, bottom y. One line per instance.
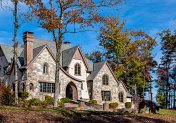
62, 46, 78, 67
33, 45, 46, 58
87, 61, 106, 81
62, 46, 88, 70
0, 44, 23, 63
85, 58, 93, 71
0, 38, 92, 71
26, 44, 56, 69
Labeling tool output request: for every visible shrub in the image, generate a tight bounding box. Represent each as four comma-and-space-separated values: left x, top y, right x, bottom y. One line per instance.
20, 92, 29, 100
58, 98, 70, 106
109, 102, 118, 109
125, 102, 132, 109
0, 84, 14, 105
41, 101, 48, 108
29, 98, 42, 106
45, 95, 54, 105
89, 100, 97, 104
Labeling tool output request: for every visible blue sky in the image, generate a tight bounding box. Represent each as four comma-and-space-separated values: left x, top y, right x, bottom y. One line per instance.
0, 0, 176, 100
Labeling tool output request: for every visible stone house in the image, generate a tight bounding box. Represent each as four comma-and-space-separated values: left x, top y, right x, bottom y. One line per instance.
0, 31, 132, 108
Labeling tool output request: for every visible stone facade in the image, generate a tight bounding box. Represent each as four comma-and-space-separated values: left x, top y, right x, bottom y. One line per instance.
0, 32, 131, 107
91, 63, 129, 108
25, 47, 83, 101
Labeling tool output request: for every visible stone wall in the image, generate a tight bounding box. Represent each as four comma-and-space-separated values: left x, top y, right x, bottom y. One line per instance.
26, 47, 82, 101
68, 49, 90, 100
26, 48, 56, 100
92, 63, 128, 108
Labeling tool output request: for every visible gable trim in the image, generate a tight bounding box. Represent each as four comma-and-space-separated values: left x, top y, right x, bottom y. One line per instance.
69, 47, 88, 70
26, 45, 56, 69
91, 61, 106, 80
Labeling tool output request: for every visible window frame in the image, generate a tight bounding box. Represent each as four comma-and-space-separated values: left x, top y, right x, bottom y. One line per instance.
43, 63, 48, 74
29, 83, 34, 91
101, 91, 111, 101
102, 74, 109, 85
39, 82, 55, 93
74, 63, 81, 76
119, 92, 124, 103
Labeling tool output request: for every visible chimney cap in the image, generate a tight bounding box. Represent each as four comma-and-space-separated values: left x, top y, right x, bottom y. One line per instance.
23, 31, 34, 35
63, 41, 71, 44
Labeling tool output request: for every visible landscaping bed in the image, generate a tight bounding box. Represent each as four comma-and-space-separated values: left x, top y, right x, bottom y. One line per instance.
0, 106, 176, 123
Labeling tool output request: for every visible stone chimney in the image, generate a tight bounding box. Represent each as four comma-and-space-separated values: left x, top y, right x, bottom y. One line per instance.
23, 31, 34, 65
62, 41, 71, 51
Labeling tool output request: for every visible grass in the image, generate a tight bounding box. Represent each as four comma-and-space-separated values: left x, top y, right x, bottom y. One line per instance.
0, 106, 176, 117
158, 109, 176, 116
136, 109, 176, 117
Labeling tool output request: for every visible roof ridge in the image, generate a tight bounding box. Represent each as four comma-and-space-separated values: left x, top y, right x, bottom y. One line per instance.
34, 38, 53, 42
62, 45, 79, 52
33, 44, 47, 50
0, 44, 23, 49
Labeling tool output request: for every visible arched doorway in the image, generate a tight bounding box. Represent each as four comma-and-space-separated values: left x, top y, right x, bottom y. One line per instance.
66, 82, 78, 100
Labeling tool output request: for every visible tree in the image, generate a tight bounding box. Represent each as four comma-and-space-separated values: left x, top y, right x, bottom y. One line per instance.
85, 51, 104, 63
157, 30, 176, 108
99, 17, 157, 98
13, 0, 19, 105
24, 0, 123, 107
1, 0, 22, 105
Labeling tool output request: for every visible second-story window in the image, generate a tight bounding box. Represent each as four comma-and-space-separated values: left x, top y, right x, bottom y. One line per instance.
43, 63, 48, 74
75, 63, 81, 75
102, 74, 109, 85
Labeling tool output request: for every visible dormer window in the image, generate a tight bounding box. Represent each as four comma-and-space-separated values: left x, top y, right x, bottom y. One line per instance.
43, 63, 48, 74
102, 74, 109, 85
75, 63, 81, 75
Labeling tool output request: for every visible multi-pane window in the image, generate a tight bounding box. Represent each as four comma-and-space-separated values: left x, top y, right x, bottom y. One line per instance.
75, 63, 81, 75
39, 82, 55, 93
43, 63, 48, 74
119, 92, 124, 103
102, 91, 111, 101
102, 74, 109, 85
29, 83, 34, 91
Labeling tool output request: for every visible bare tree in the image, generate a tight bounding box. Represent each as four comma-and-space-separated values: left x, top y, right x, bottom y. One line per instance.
12, 0, 19, 105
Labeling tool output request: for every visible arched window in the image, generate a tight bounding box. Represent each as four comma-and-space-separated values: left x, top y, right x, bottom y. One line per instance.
29, 83, 34, 91
75, 63, 81, 75
119, 92, 124, 103
102, 74, 108, 85
43, 63, 48, 74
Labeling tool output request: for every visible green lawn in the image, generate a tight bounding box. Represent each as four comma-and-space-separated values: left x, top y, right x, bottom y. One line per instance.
158, 109, 176, 116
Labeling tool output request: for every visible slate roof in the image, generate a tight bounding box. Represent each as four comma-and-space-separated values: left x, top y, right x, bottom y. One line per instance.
87, 61, 106, 81
85, 58, 93, 71
0, 39, 94, 71
33, 45, 46, 59
0, 44, 23, 63
62, 46, 79, 67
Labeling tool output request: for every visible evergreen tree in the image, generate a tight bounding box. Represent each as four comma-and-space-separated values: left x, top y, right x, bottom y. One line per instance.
157, 30, 176, 108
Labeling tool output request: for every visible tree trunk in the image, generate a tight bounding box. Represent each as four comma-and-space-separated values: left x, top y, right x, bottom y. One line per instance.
54, 33, 62, 107
13, 0, 19, 105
